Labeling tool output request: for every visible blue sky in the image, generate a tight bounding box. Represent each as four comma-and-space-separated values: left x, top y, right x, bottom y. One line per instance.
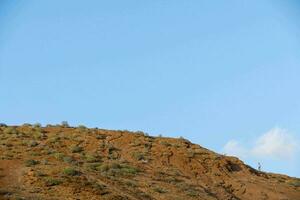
0, 0, 300, 177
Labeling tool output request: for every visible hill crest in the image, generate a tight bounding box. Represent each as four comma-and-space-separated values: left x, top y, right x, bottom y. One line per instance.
0, 124, 299, 200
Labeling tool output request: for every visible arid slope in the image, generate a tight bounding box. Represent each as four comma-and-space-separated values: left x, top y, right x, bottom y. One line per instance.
0, 124, 299, 200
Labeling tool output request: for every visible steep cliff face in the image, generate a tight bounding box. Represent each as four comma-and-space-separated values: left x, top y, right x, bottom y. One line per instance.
0, 125, 299, 200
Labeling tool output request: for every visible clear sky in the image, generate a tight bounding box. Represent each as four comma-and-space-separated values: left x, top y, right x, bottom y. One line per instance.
1, 0, 300, 177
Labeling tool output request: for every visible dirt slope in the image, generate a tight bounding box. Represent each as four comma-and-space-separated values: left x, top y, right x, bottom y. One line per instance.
0, 124, 299, 200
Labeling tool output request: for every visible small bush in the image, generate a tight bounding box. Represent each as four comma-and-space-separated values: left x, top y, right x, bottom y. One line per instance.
288, 179, 300, 187
33, 123, 42, 128
28, 140, 38, 147
78, 125, 87, 129
34, 171, 47, 177
96, 134, 107, 140
32, 130, 43, 139
86, 162, 102, 171
124, 180, 137, 187
131, 152, 146, 161
22, 123, 32, 127
70, 145, 83, 153
90, 182, 108, 195
45, 177, 62, 186
25, 159, 40, 167
153, 187, 167, 193
63, 167, 79, 176
48, 136, 60, 143
53, 153, 65, 160
61, 121, 69, 127
160, 141, 171, 147
30, 152, 41, 156
63, 156, 74, 163
3, 127, 18, 135
120, 166, 139, 175
85, 154, 99, 163
99, 162, 140, 176
108, 144, 116, 153
135, 131, 149, 137
0, 123, 7, 127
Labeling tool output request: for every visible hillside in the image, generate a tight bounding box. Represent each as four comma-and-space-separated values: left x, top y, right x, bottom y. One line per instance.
0, 124, 299, 200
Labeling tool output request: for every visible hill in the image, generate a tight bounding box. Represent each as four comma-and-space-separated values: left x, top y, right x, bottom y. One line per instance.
0, 124, 299, 200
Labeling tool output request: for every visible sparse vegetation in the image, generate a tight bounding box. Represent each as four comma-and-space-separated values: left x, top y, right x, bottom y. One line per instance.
0, 123, 7, 127
44, 177, 62, 186
63, 156, 74, 163
160, 141, 171, 147
3, 127, 18, 135
0, 124, 299, 200
33, 123, 42, 128
99, 162, 140, 176
78, 125, 87, 130
131, 152, 146, 161
28, 140, 38, 147
63, 167, 79, 176
153, 187, 167, 193
70, 145, 83, 153
85, 154, 99, 163
288, 179, 300, 187
53, 152, 65, 160
25, 159, 40, 167
61, 121, 69, 127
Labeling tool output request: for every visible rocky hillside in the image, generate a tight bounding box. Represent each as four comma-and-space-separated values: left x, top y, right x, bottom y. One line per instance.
0, 124, 299, 200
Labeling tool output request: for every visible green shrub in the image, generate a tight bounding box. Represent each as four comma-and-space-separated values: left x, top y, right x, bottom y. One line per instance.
108, 144, 116, 153
131, 152, 146, 161
85, 154, 99, 163
30, 152, 41, 156
28, 140, 38, 147
48, 136, 60, 143
86, 162, 102, 171
25, 159, 40, 167
78, 125, 87, 130
61, 121, 69, 127
34, 171, 47, 177
160, 141, 171, 147
63, 167, 79, 176
153, 187, 167, 193
53, 152, 65, 160
99, 162, 140, 176
96, 134, 107, 140
120, 166, 139, 174
3, 127, 18, 135
32, 131, 43, 139
63, 156, 74, 163
0, 123, 7, 127
89, 182, 108, 195
22, 123, 32, 127
288, 179, 300, 187
124, 180, 137, 187
70, 145, 83, 153
33, 123, 42, 128
187, 189, 198, 197
45, 177, 62, 186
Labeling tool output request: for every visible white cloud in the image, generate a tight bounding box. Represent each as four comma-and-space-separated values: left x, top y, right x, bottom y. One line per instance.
222, 140, 248, 159
251, 127, 298, 160
222, 127, 299, 161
